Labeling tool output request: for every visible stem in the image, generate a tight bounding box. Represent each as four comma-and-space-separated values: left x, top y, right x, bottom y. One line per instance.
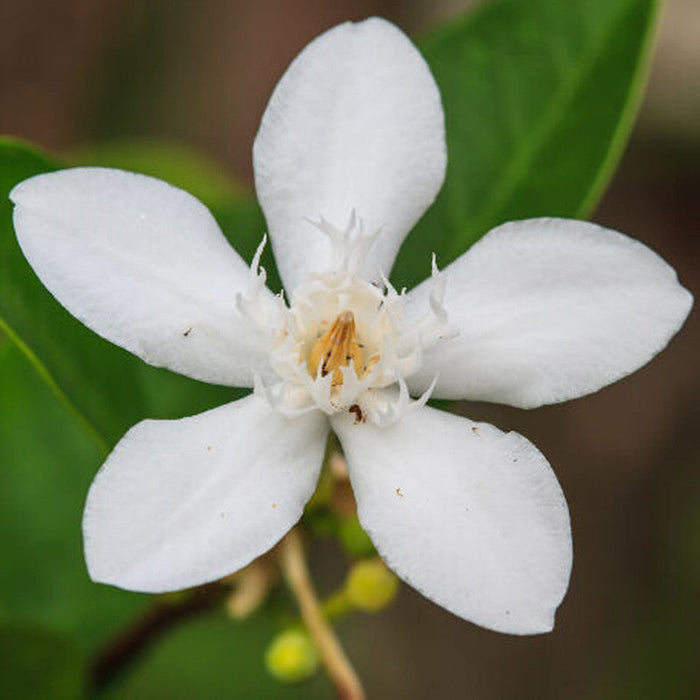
89, 582, 229, 695
279, 530, 365, 700
225, 556, 277, 619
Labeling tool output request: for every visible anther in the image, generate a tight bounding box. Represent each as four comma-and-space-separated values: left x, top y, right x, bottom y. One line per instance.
308, 311, 363, 387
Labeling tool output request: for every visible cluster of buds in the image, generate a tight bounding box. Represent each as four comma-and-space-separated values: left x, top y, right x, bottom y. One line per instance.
265, 556, 399, 684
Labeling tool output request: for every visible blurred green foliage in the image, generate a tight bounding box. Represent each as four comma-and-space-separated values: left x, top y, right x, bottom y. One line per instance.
0, 0, 662, 696
337, 515, 377, 558
68, 141, 247, 210
393, 0, 659, 288
0, 342, 145, 646
0, 625, 86, 700
102, 612, 330, 698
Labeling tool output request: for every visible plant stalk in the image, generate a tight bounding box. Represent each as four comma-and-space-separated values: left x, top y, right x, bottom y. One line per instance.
279, 529, 365, 700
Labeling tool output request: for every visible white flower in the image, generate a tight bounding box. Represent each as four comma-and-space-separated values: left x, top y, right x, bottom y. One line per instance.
9, 18, 692, 635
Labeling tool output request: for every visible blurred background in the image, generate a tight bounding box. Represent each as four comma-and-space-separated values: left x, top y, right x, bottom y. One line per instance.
1, 0, 698, 698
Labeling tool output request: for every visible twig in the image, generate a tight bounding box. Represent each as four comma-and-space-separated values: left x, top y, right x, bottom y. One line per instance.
279, 529, 365, 700
89, 582, 229, 695
225, 556, 278, 619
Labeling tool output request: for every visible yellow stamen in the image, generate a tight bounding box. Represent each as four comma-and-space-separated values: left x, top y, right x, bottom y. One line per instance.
308, 311, 363, 387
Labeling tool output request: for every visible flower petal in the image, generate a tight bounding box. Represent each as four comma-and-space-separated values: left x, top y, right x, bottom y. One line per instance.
405, 218, 693, 407
84, 395, 328, 592
332, 404, 571, 634
253, 17, 446, 292
11, 167, 274, 387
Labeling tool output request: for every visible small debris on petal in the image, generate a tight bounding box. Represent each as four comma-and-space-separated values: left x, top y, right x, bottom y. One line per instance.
183, 327, 192, 337
395, 487, 404, 498
349, 404, 365, 424
471, 426, 479, 435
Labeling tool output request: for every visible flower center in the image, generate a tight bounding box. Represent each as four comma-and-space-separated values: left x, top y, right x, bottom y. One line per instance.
240, 226, 451, 423
307, 310, 363, 387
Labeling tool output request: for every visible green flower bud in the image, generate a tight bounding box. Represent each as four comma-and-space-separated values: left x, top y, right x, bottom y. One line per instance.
338, 515, 376, 557
265, 629, 319, 683
345, 558, 399, 613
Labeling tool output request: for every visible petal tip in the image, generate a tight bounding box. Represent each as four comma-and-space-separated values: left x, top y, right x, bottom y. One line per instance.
476, 604, 558, 636
8, 173, 40, 206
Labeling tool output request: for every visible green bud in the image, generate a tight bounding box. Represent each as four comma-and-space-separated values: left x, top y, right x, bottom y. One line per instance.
265, 629, 319, 683
338, 515, 376, 557
345, 558, 399, 613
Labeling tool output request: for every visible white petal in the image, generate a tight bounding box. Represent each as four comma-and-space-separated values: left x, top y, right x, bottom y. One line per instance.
253, 17, 446, 292
11, 167, 274, 387
333, 404, 571, 634
405, 218, 693, 407
84, 395, 328, 592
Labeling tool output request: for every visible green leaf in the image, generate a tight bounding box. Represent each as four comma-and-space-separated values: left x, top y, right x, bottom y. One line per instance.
0, 343, 145, 648
0, 624, 86, 700
103, 611, 331, 699
0, 138, 269, 448
1, 138, 109, 450
67, 140, 247, 212
393, 0, 660, 288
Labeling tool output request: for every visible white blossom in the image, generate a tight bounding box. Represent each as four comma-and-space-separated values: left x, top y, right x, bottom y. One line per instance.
10, 18, 692, 635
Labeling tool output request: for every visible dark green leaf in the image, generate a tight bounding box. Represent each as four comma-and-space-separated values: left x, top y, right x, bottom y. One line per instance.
103, 611, 331, 699
393, 0, 660, 288
0, 624, 86, 700
0, 343, 145, 648
1, 138, 113, 450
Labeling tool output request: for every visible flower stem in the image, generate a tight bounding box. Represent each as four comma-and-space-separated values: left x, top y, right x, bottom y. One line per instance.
279, 529, 365, 700
224, 556, 277, 619
89, 582, 230, 695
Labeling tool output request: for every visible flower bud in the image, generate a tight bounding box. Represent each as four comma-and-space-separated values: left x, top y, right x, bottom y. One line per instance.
265, 629, 319, 683
345, 558, 399, 613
